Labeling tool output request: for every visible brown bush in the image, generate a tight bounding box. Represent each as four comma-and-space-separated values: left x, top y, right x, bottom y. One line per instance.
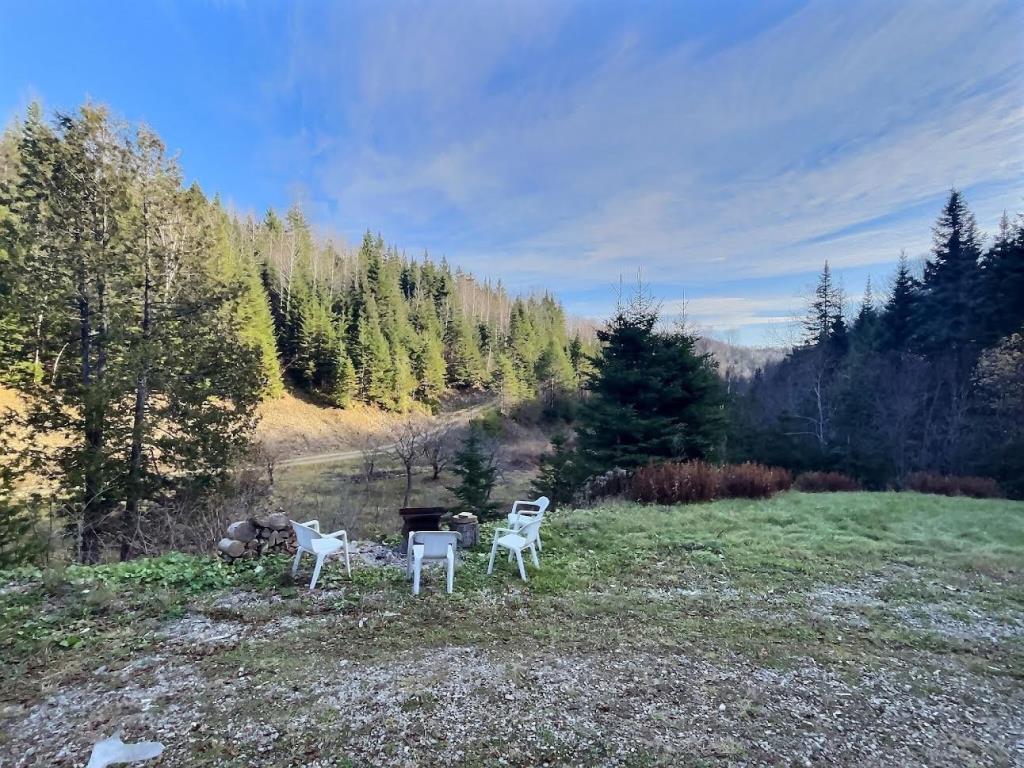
793, 471, 862, 493
904, 472, 1002, 499
719, 462, 793, 499
630, 461, 792, 505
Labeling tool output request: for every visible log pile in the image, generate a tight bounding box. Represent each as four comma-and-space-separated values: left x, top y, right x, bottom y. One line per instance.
217, 512, 297, 563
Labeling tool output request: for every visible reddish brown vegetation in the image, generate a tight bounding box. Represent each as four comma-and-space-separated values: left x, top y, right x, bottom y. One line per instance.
630, 461, 792, 505
793, 471, 862, 492
904, 472, 1002, 499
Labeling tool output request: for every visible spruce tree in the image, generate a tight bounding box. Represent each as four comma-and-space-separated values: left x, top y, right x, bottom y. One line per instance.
446, 426, 501, 520
880, 251, 918, 352
804, 262, 837, 345
980, 212, 1024, 343
915, 189, 984, 353
354, 293, 394, 407
576, 287, 726, 472
531, 433, 583, 510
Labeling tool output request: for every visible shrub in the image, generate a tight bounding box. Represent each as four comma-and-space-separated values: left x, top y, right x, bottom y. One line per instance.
573, 468, 632, 507
793, 471, 862, 493
719, 463, 793, 499
630, 461, 792, 505
904, 472, 1002, 499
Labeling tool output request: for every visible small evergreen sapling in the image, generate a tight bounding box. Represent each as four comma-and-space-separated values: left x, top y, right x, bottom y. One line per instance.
531, 432, 582, 510
446, 426, 501, 520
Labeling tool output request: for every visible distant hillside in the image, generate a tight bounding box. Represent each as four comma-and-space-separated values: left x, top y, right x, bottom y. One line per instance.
695, 337, 787, 380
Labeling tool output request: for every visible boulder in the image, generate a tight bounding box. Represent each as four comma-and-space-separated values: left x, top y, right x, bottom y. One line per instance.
217, 538, 245, 558
227, 520, 258, 543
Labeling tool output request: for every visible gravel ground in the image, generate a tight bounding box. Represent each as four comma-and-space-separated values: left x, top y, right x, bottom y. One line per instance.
3, 569, 1023, 768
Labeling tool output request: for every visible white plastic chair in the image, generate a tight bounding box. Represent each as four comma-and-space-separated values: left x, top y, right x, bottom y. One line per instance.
407, 530, 461, 595
487, 518, 543, 581
290, 519, 351, 590
507, 496, 549, 551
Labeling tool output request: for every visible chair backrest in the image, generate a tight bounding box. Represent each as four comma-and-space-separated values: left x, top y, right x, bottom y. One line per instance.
290, 520, 322, 551
518, 518, 543, 546
514, 496, 550, 517
411, 530, 461, 558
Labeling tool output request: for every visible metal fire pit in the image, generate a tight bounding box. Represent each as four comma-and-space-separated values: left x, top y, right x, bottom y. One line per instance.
398, 507, 447, 552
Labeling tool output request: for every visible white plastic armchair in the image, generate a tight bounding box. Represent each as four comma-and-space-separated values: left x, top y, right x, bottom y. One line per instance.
507, 496, 549, 551
407, 530, 461, 595
290, 519, 351, 590
487, 518, 543, 581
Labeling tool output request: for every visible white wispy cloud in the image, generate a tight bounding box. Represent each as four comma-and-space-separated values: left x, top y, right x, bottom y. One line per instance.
267, 0, 1024, 340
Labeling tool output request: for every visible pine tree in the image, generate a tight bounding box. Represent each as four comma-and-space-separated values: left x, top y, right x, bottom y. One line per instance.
531, 433, 583, 510
576, 287, 726, 472
445, 307, 485, 388
0, 105, 264, 562
915, 189, 984, 353
446, 426, 501, 519
354, 293, 393, 407
804, 262, 838, 345
980, 212, 1024, 344
880, 251, 918, 352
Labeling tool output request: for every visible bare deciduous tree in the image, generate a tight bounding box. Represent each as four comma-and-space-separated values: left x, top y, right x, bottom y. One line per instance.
390, 417, 429, 506
358, 432, 385, 483
421, 423, 456, 481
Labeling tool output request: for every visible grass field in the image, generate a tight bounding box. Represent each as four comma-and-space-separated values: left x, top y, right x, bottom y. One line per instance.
1, 491, 1022, 766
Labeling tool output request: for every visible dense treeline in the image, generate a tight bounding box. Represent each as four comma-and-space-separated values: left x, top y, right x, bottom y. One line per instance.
730, 191, 1024, 496
0, 103, 591, 563
250, 211, 592, 412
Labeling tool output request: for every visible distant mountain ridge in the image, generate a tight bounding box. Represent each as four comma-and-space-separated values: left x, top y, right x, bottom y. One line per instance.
695, 337, 787, 380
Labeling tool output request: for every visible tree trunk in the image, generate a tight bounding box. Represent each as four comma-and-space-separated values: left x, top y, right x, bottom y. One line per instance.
123, 220, 152, 561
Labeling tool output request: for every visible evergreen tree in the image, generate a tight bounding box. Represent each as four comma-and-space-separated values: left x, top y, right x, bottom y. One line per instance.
576, 287, 726, 473
0, 105, 264, 562
915, 189, 984, 353
531, 433, 583, 510
446, 426, 501, 520
980, 212, 1024, 343
804, 262, 838, 345
354, 293, 393, 407
445, 307, 486, 388
880, 251, 918, 352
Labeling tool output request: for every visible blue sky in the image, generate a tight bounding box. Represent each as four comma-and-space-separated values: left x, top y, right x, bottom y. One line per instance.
2, 0, 1022, 345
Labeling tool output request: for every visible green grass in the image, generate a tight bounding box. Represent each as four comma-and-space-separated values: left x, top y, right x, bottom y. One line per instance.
2, 491, 1023, 763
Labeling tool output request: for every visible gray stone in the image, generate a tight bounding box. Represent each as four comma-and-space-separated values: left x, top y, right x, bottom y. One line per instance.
217, 538, 245, 558
227, 520, 257, 543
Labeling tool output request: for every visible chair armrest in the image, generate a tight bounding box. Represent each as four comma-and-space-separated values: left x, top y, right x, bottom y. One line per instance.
493, 527, 517, 536
324, 529, 348, 541
302, 519, 321, 532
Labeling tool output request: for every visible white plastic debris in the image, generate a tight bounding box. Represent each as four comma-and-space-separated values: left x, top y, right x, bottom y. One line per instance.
85, 730, 164, 768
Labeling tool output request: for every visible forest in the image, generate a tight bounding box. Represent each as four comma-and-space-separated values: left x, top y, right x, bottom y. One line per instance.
0, 103, 1022, 568
730, 191, 1024, 497
0, 105, 592, 564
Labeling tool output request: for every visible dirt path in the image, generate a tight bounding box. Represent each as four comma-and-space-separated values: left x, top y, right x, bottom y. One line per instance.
275, 398, 495, 468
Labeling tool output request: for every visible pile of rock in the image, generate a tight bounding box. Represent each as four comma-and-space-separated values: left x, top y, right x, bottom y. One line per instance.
217, 513, 297, 563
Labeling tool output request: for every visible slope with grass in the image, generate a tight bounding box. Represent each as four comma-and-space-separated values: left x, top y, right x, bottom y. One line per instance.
1, 492, 1022, 766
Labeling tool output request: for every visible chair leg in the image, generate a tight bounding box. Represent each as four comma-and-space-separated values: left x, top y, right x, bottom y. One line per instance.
291, 550, 303, 577
536, 532, 543, 553
515, 549, 527, 581
446, 546, 455, 594
309, 554, 326, 590
343, 534, 352, 578
530, 543, 540, 568
412, 548, 423, 596
487, 537, 500, 575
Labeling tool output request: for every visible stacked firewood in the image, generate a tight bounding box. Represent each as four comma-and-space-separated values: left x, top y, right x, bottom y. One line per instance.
217, 513, 297, 563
